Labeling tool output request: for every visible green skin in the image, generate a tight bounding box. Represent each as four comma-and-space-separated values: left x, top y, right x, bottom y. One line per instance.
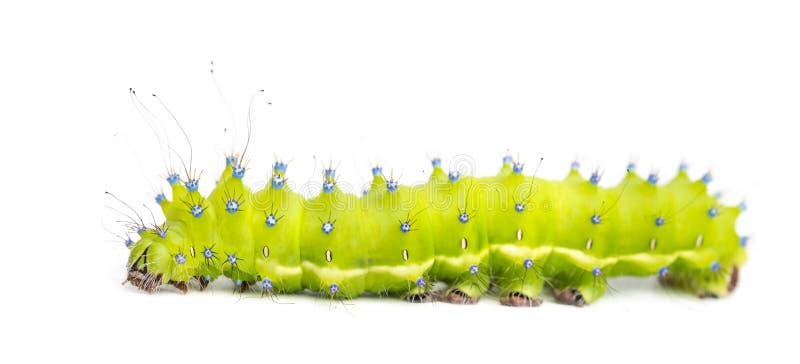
127, 158, 746, 304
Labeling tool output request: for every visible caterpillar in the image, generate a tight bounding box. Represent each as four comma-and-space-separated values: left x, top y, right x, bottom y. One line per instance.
112, 90, 747, 307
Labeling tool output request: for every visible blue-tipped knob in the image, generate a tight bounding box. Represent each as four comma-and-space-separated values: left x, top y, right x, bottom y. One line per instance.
589, 172, 601, 185
225, 155, 238, 167
190, 204, 204, 218
166, 173, 180, 185
232, 165, 245, 179
226, 199, 239, 214
448, 171, 460, 182
266, 214, 278, 227
386, 180, 398, 193
185, 179, 199, 192
272, 174, 285, 189
702, 172, 713, 184
523, 258, 534, 269
322, 221, 334, 234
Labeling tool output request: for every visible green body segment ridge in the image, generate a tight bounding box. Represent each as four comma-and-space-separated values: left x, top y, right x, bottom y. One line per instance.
124, 157, 746, 305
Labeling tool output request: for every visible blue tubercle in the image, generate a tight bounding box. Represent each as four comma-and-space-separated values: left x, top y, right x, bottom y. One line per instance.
274, 161, 287, 173
266, 214, 278, 227
458, 212, 470, 224
710, 261, 721, 273
155, 193, 166, 204
707, 207, 719, 218
190, 205, 204, 218
739, 236, 749, 247
271, 174, 285, 189
156, 229, 167, 239
386, 180, 398, 193
227, 254, 238, 265
322, 181, 335, 193
225, 155, 238, 167
322, 221, 334, 234
166, 173, 180, 185
371, 166, 382, 177
514, 203, 525, 213
226, 199, 239, 214
125, 239, 134, 248
648, 173, 659, 185
400, 221, 411, 233
512, 162, 524, 174
523, 258, 534, 269
679, 163, 688, 172
701, 172, 713, 184
502, 155, 513, 165
203, 248, 214, 259
329, 283, 339, 295
174, 253, 186, 264
448, 171, 459, 182
571, 161, 580, 170
627, 162, 636, 171
655, 217, 665, 227
591, 215, 601, 225
658, 266, 669, 277
185, 179, 199, 192
324, 168, 336, 179
431, 158, 442, 168
416, 277, 426, 288
262, 278, 273, 290
232, 165, 245, 179
591, 267, 602, 277
589, 172, 601, 185
469, 265, 479, 275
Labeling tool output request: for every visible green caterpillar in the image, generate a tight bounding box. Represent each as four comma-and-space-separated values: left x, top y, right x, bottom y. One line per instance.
116, 126, 747, 306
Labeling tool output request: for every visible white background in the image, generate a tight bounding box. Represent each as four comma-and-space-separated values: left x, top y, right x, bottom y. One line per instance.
1, 1, 798, 363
